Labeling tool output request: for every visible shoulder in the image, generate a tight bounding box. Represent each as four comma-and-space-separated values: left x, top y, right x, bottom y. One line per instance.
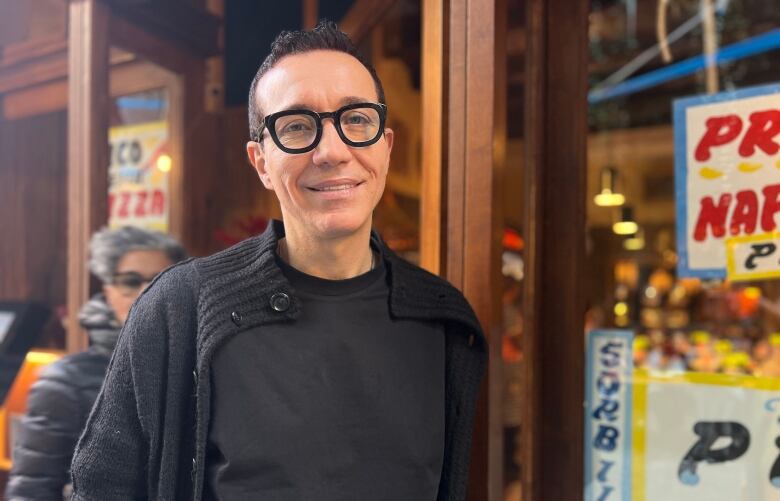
191, 234, 269, 277
27, 353, 107, 414
385, 251, 450, 286
113, 258, 201, 357
139, 257, 200, 303
382, 249, 483, 337
386, 252, 463, 297
125, 257, 202, 328
38, 351, 108, 383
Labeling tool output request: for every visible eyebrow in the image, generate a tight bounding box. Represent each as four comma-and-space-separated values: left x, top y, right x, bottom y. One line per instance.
275, 96, 375, 114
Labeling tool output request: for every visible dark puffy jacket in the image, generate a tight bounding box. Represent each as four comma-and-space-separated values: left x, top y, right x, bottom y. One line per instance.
5, 296, 120, 501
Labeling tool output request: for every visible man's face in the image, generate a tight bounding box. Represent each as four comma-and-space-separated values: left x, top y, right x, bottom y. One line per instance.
247, 50, 393, 241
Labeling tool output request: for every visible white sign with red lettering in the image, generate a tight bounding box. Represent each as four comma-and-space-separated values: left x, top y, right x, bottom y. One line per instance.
108, 121, 170, 232
674, 84, 780, 278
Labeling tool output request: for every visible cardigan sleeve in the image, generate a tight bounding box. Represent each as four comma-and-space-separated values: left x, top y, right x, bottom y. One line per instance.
70, 262, 197, 501
69, 313, 149, 501
70, 261, 198, 501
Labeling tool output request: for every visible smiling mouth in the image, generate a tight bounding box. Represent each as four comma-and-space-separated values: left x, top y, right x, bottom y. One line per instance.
308, 182, 364, 192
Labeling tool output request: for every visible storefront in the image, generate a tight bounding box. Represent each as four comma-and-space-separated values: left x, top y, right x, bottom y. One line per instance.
6, 0, 779, 500
584, 1, 780, 501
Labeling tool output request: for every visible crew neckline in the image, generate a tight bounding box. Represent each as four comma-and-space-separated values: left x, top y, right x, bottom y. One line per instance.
274, 249, 385, 297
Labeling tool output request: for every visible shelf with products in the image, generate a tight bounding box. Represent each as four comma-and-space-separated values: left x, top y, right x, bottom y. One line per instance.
611, 253, 780, 375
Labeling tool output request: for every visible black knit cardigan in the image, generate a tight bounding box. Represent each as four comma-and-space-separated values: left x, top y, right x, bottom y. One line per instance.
71, 220, 486, 501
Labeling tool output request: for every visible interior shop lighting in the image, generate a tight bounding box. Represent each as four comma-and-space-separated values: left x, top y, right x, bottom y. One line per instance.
156, 154, 172, 173
624, 228, 645, 251
594, 166, 626, 207
613, 206, 638, 235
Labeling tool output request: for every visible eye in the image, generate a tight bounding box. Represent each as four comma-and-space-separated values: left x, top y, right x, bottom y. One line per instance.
124, 277, 143, 288
342, 112, 373, 126
281, 120, 314, 134
114, 273, 144, 289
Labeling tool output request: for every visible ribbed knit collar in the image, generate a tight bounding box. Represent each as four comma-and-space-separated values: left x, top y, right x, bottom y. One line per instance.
192, 219, 483, 359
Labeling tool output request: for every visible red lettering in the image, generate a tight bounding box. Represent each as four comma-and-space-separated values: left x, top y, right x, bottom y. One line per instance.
134, 191, 148, 217
118, 192, 131, 218
695, 115, 742, 162
730, 190, 758, 235
151, 190, 165, 215
739, 110, 780, 158
762, 184, 780, 232
108, 193, 115, 217
694, 194, 732, 242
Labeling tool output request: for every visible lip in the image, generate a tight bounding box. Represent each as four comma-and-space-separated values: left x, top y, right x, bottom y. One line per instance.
306, 178, 365, 192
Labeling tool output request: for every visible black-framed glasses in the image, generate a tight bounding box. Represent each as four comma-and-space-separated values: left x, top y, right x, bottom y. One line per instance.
257, 102, 387, 154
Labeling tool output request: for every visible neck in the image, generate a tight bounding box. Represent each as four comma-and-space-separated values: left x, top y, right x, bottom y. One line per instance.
278, 224, 375, 280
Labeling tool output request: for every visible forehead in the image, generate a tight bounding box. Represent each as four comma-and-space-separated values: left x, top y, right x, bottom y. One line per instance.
116, 249, 171, 273
256, 50, 378, 114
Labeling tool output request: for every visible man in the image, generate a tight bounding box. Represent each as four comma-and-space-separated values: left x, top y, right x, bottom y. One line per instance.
71, 21, 485, 500
6, 226, 185, 501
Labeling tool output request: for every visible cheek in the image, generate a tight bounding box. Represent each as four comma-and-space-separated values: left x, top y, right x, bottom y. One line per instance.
367, 154, 390, 192
104, 287, 121, 310
271, 159, 308, 195
355, 149, 390, 178
104, 287, 133, 323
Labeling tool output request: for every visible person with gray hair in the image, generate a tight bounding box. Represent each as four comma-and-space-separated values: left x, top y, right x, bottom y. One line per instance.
88, 225, 187, 324
5, 226, 186, 501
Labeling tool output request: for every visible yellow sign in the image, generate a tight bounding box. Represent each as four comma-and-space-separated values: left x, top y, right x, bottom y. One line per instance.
726, 232, 780, 282
108, 121, 170, 232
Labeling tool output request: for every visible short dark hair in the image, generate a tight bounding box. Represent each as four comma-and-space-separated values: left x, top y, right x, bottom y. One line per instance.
247, 20, 386, 142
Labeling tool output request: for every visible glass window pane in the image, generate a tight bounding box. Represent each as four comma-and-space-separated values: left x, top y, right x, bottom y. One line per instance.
108, 89, 171, 232
502, 0, 526, 498
586, 2, 780, 500
369, 0, 422, 262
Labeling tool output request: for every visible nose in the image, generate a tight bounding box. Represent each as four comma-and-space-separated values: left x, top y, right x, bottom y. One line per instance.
311, 119, 351, 167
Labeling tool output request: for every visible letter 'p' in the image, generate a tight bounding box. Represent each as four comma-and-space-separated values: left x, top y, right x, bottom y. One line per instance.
695, 115, 743, 162
678, 421, 750, 486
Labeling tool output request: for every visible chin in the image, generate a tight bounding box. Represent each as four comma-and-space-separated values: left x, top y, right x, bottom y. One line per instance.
309, 212, 372, 239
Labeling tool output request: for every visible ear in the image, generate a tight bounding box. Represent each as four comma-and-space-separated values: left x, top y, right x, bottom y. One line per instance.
381, 127, 394, 167
383, 127, 394, 153
246, 140, 274, 190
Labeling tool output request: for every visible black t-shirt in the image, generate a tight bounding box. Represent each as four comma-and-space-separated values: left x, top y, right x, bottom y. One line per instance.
205, 252, 446, 501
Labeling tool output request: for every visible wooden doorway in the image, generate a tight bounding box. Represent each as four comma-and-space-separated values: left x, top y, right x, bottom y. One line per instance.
65, 0, 220, 352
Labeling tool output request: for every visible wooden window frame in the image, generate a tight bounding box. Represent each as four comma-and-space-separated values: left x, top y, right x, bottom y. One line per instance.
421, 0, 588, 499
66, 0, 215, 353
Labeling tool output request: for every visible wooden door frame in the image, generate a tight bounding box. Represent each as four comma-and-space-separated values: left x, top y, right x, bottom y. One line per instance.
66, 0, 111, 354
420, 0, 589, 499
66, 0, 219, 353
521, 0, 588, 499
423, 0, 506, 498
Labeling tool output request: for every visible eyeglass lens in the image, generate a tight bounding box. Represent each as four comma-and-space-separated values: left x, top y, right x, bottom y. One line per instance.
274, 106, 382, 150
